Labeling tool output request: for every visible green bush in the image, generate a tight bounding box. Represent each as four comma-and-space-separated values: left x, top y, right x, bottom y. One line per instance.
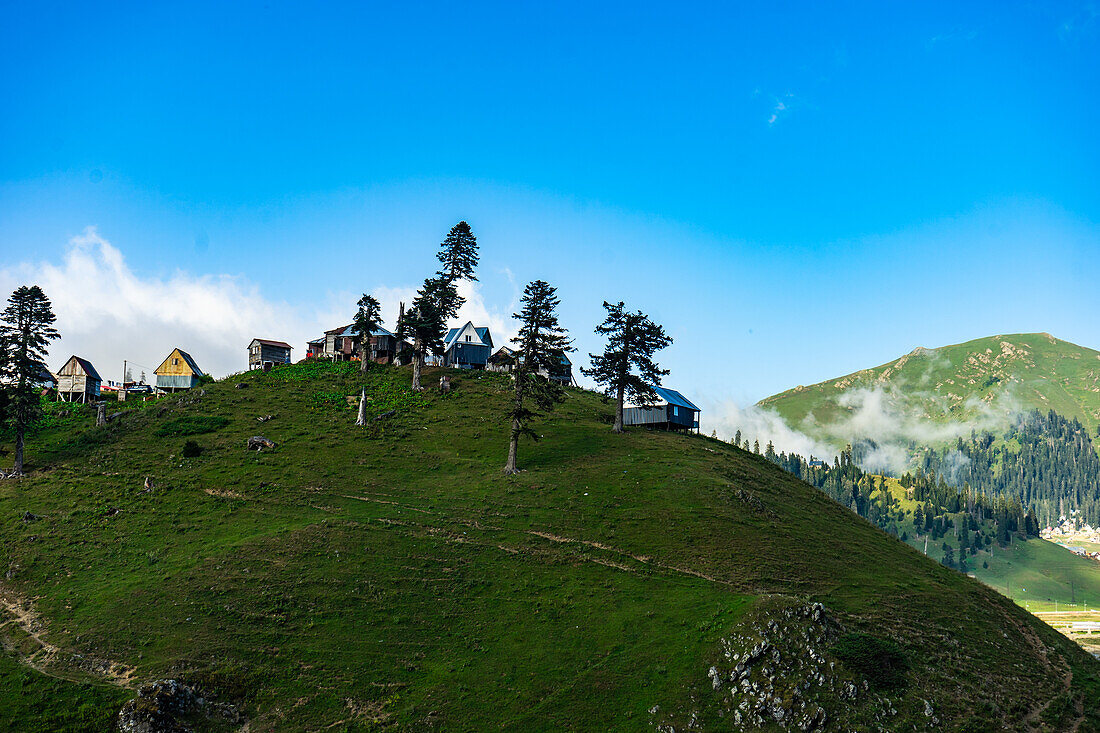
154, 416, 229, 437
831, 632, 909, 691
182, 440, 204, 457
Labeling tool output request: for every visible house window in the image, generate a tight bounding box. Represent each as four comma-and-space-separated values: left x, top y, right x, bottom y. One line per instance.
673, 406, 679, 417
172, 358, 179, 366
466, 335, 472, 342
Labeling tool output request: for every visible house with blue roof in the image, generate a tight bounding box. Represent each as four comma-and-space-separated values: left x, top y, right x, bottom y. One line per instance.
622, 386, 701, 432
444, 322, 493, 369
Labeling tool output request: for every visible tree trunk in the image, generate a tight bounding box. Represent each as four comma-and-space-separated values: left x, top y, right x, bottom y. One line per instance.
361, 341, 370, 373
411, 345, 423, 391
355, 388, 367, 426
13, 427, 24, 475
503, 416, 521, 475
613, 384, 625, 433
503, 368, 525, 475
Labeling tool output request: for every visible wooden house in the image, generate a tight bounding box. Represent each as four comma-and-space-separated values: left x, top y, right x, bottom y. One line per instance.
486, 346, 516, 372
248, 339, 293, 370
487, 346, 574, 385
622, 386, 700, 432
154, 348, 205, 392
56, 356, 102, 403
443, 322, 493, 369
308, 324, 407, 364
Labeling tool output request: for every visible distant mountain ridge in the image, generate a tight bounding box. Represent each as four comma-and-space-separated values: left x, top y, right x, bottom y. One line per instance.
759, 333, 1100, 450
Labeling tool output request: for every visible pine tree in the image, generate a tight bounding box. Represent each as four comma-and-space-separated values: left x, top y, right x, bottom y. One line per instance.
437, 221, 480, 283
0, 286, 59, 475
352, 294, 382, 373
398, 277, 457, 391
503, 280, 572, 475
753, 439, 760, 454
734, 429, 741, 448
581, 301, 672, 433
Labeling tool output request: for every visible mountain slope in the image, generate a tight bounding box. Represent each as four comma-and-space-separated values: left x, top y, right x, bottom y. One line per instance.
0, 361, 1098, 731
759, 333, 1100, 448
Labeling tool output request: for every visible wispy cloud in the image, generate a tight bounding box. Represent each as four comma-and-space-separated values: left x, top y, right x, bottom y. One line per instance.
1059, 3, 1099, 40
767, 93, 795, 126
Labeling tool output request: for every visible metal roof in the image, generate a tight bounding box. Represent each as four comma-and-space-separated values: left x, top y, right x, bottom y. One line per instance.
250, 338, 293, 349
324, 324, 394, 338
444, 322, 492, 350
63, 355, 102, 382
155, 348, 204, 377
652, 386, 699, 412
175, 349, 204, 377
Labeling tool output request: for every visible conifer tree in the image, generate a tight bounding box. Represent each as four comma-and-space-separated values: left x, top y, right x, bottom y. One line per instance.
398, 277, 458, 391
503, 280, 572, 475
352, 294, 382, 373
0, 286, 59, 475
437, 221, 480, 284
581, 301, 672, 433
734, 429, 741, 448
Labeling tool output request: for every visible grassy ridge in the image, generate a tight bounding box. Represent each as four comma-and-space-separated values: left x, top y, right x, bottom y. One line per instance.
0, 361, 1097, 730
759, 333, 1100, 446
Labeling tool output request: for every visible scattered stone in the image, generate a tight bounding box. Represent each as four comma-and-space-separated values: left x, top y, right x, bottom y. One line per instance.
234, 382, 248, 389
21, 511, 40, 523
247, 436, 276, 452
256, 415, 274, 422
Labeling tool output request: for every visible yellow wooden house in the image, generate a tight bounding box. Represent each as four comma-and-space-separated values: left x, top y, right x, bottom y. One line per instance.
154, 348, 205, 392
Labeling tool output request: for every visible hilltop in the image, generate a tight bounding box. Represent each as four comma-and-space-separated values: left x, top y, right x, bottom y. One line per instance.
759, 333, 1100, 449
0, 361, 1098, 731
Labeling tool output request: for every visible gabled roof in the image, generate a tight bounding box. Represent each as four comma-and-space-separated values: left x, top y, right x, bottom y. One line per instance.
444, 322, 492, 350
324, 324, 393, 338
250, 338, 293, 350
307, 337, 325, 346
155, 348, 204, 377
35, 364, 58, 384
62, 355, 102, 382
652, 386, 700, 412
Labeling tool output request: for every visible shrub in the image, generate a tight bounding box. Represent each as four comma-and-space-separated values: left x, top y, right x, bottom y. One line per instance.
831, 632, 909, 691
154, 416, 229, 437
182, 440, 204, 458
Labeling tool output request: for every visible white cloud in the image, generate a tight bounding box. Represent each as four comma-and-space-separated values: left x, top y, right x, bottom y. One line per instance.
0, 227, 529, 384
0, 227, 323, 379
701, 400, 836, 460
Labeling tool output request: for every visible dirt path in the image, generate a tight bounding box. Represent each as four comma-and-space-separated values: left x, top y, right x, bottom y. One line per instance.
1003, 602, 1084, 732
0, 585, 136, 689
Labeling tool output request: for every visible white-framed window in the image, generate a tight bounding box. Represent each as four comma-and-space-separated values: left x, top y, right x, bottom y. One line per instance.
673, 406, 679, 416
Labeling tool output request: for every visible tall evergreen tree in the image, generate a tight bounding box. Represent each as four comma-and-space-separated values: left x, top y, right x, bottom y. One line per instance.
437, 221, 480, 284
0, 286, 59, 475
398, 277, 458, 390
503, 280, 572, 475
352, 294, 382, 373
581, 301, 672, 433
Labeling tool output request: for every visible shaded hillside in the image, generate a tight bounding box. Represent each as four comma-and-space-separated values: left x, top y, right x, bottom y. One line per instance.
0, 361, 1097, 731
759, 333, 1100, 447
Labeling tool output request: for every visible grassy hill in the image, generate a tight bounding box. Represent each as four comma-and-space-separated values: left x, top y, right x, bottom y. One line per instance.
759, 333, 1100, 448
1, 361, 1098, 731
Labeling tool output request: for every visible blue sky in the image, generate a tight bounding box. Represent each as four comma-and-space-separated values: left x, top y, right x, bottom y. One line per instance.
2, 1, 1099, 430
